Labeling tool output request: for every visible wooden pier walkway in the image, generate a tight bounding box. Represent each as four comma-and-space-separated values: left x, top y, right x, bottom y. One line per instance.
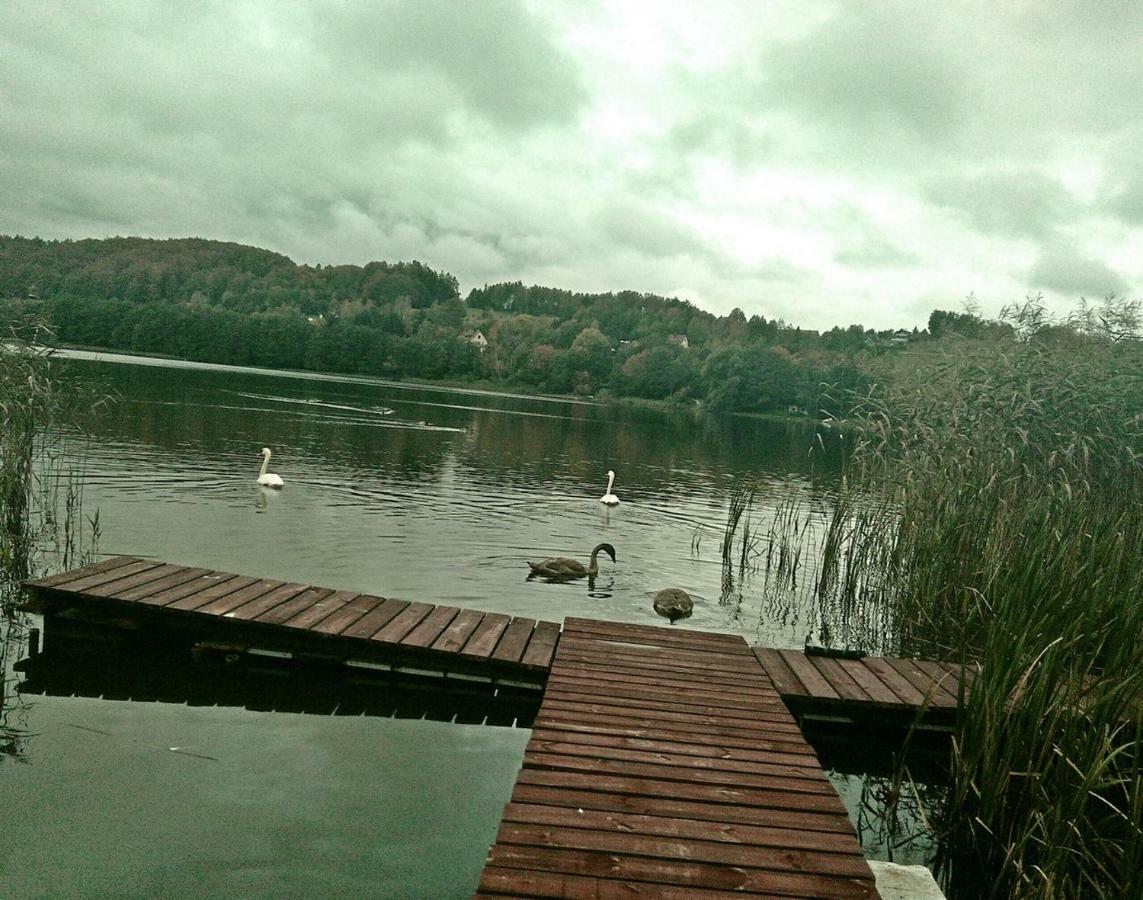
23, 556, 560, 686
754, 648, 970, 723
476, 618, 877, 899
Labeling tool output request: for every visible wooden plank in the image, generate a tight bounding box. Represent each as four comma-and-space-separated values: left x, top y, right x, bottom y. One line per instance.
491, 617, 538, 663
834, 658, 902, 706
515, 769, 849, 816
484, 846, 875, 899
535, 702, 804, 738
564, 619, 751, 654
165, 575, 259, 611
431, 608, 485, 654
508, 784, 855, 834
555, 637, 763, 673
26, 555, 140, 588
883, 656, 958, 708
339, 597, 408, 640
751, 647, 806, 697
494, 822, 873, 878
527, 728, 819, 766
522, 751, 834, 795
543, 671, 785, 713
776, 649, 841, 700
540, 688, 789, 724
530, 718, 814, 756
400, 604, 461, 648
281, 589, 359, 630
195, 579, 284, 617
252, 586, 336, 625
461, 612, 511, 659
525, 738, 824, 776
914, 659, 968, 702
224, 582, 311, 621
862, 656, 929, 706
311, 594, 384, 635
370, 601, 434, 643
808, 655, 873, 703
51, 559, 164, 595
116, 566, 212, 602
557, 655, 775, 692
479, 867, 776, 900
136, 572, 239, 607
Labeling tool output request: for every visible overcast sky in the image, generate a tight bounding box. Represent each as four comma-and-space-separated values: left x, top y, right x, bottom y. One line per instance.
3, 2, 1141, 330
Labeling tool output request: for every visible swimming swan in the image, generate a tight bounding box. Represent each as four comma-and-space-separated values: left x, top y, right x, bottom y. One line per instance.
653, 588, 693, 624
599, 470, 620, 506
528, 543, 616, 580
257, 447, 284, 488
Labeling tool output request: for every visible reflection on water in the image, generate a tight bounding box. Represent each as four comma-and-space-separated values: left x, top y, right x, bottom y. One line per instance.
3, 350, 868, 898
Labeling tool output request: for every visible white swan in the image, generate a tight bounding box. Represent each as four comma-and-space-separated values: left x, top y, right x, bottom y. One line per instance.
257, 447, 284, 488
599, 469, 620, 506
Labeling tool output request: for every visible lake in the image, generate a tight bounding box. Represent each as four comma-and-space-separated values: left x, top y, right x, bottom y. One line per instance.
3, 351, 907, 899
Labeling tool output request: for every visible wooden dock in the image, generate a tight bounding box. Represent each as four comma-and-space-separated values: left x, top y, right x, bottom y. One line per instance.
754, 647, 971, 725
476, 618, 877, 898
22, 556, 560, 687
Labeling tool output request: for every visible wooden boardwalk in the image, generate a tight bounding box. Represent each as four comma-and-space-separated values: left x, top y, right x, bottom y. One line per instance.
23, 556, 560, 686
754, 647, 970, 721
477, 618, 877, 898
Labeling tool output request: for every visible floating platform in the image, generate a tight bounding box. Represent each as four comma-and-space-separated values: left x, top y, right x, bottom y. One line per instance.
477, 618, 877, 898
754, 647, 971, 728
22, 556, 560, 688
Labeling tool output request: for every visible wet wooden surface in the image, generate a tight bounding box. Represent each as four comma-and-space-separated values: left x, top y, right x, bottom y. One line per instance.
477, 618, 877, 899
753, 647, 970, 714
23, 556, 560, 680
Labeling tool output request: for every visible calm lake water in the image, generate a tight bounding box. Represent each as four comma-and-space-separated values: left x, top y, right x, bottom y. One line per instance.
3, 351, 926, 899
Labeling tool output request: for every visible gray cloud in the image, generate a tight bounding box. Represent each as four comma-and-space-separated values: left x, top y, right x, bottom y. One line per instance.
1028, 246, 1128, 298
925, 171, 1079, 241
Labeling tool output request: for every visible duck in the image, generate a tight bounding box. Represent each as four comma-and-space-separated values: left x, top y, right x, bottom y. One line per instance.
653, 588, 693, 624
256, 447, 284, 488
528, 543, 616, 580
599, 470, 620, 506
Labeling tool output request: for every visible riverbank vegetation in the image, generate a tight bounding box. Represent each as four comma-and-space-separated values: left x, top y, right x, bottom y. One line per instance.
2, 235, 893, 415
736, 297, 1141, 898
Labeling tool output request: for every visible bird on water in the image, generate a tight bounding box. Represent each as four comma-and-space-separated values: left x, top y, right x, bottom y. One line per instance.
653, 588, 693, 624
599, 470, 620, 506
528, 543, 616, 580
256, 447, 284, 488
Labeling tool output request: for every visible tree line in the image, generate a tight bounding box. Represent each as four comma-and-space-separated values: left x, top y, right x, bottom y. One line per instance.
2, 235, 1134, 416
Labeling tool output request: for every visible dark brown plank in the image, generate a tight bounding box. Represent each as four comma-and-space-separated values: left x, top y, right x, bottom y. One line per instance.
491, 617, 538, 663
751, 647, 806, 696
311, 594, 384, 635
523, 751, 833, 795
834, 658, 902, 706
564, 620, 751, 654
495, 821, 873, 879
340, 597, 408, 640
914, 659, 968, 703
253, 586, 336, 625
26, 555, 141, 588
165, 575, 259, 611
862, 656, 929, 706
479, 867, 775, 900
542, 671, 785, 713
400, 604, 461, 648
370, 601, 434, 643
194, 579, 284, 617
508, 783, 855, 834
484, 846, 875, 899
225, 582, 311, 621
461, 612, 511, 658
282, 589, 359, 630
530, 718, 814, 756
119, 567, 213, 603
525, 738, 824, 776
777, 650, 841, 700
53, 559, 165, 595
808, 655, 873, 703
535, 702, 804, 738
515, 769, 849, 816
540, 688, 789, 723
431, 608, 485, 653
883, 656, 957, 708
527, 728, 819, 765
136, 572, 239, 607
556, 655, 774, 691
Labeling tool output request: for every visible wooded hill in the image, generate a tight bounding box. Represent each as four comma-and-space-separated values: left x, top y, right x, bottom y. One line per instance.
0, 234, 998, 415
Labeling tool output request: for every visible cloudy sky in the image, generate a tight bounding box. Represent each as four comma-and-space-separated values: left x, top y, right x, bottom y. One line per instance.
3, 2, 1141, 330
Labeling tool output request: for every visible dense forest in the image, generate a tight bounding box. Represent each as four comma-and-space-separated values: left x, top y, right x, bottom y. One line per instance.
1, 235, 1129, 416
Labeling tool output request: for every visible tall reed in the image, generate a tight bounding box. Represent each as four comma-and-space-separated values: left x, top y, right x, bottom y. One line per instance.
809, 329, 1143, 897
